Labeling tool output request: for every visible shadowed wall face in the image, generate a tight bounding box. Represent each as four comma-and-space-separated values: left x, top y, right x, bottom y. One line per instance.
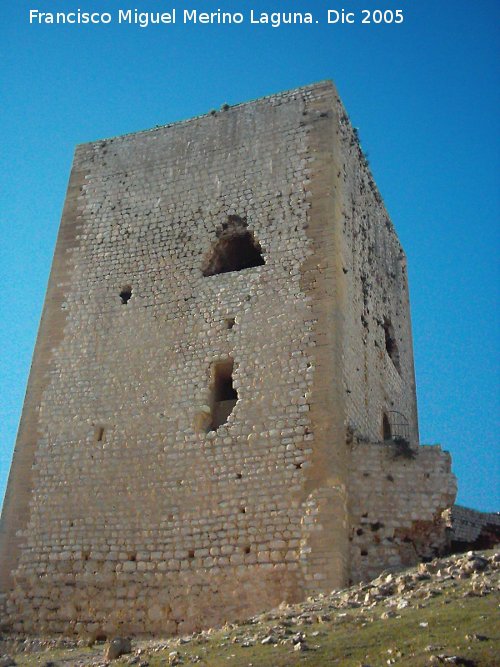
0, 82, 456, 637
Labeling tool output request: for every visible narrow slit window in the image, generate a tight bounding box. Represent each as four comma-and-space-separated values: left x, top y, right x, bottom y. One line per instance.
382, 413, 392, 441
383, 317, 401, 373
208, 359, 238, 431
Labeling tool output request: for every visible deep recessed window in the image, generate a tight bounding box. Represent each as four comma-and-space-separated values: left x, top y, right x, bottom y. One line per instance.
202, 216, 265, 277
383, 318, 401, 373
208, 358, 238, 431
119, 286, 132, 304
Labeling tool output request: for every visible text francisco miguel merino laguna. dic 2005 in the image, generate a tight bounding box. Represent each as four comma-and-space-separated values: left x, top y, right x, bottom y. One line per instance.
29, 7, 405, 28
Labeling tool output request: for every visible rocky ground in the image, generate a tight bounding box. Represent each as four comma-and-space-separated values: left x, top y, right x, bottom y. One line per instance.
1, 550, 498, 667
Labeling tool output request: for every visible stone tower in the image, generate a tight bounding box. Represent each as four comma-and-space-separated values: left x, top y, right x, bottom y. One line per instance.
0, 81, 456, 636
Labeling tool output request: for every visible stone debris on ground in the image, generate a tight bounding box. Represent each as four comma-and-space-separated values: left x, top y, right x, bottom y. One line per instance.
0, 550, 497, 665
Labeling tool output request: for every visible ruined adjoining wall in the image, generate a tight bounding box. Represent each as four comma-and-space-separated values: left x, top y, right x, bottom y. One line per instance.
348, 444, 456, 582
0, 81, 456, 637
449, 505, 500, 551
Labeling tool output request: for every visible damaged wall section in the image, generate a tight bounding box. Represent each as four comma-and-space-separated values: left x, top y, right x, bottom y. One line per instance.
448, 505, 500, 552
348, 443, 457, 583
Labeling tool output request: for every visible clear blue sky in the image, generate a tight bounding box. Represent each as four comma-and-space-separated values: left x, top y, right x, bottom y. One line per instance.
1, 1, 498, 511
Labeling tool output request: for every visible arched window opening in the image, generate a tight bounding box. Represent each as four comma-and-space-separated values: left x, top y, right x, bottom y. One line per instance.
202, 216, 265, 277
208, 359, 238, 431
383, 317, 401, 373
382, 410, 410, 444
382, 413, 392, 441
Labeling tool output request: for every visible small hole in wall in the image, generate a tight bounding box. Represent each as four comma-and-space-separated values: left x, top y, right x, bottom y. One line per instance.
295, 462, 303, 469
244, 545, 251, 554
188, 550, 195, 559
240, 507, 246, 514
83, 551, 90, 561
119, 286, 132, 304
225, 317, 236, 330
361, 550, 368, 557
386, 474, 394, 482
371, 522, 384, 532
236, 472, 242, 479
128, 554, 136, 562
356, 528, 364, 536
363, 472, 370, 477
95, 426, 105, 443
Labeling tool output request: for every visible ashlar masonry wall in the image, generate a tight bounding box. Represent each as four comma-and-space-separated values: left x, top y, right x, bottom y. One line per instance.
0, 81, 456, 636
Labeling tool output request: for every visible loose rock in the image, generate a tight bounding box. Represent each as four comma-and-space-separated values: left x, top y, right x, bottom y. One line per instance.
105, 637, 132, 660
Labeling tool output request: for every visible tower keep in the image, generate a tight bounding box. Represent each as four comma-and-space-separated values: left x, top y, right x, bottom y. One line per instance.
0, 82, 456, 636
